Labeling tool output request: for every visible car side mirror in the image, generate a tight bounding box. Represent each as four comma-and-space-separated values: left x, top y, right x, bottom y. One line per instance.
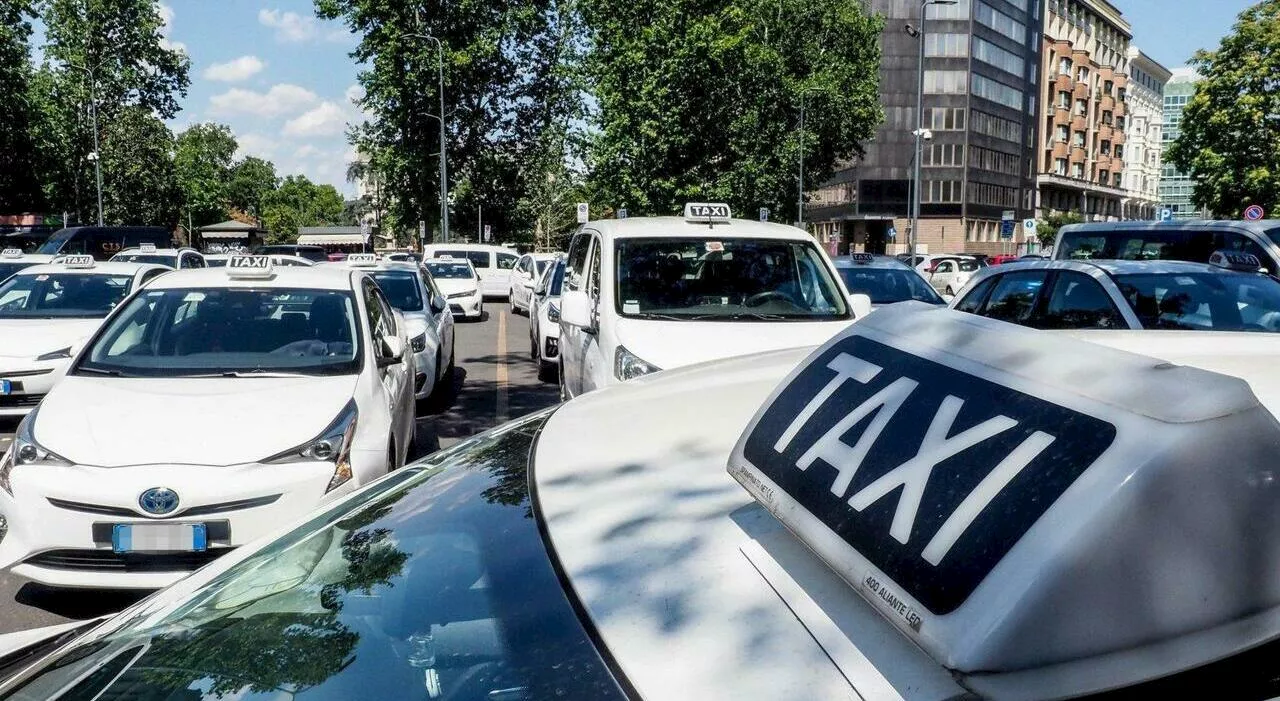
378, 336, 404, 367
431, 294, 447, 313
848, 293, 873, 319
559, 289, 596, 334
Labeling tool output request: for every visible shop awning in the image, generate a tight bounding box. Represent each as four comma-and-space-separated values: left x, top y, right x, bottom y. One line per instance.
297, 233, 367, 246
201, 231, 251, 240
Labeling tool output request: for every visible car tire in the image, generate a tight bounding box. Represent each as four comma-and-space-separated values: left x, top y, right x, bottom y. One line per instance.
509, 294, 516, 314
558, 368, 568, 402
530, 330, 539, 360
538, 358, 557, 383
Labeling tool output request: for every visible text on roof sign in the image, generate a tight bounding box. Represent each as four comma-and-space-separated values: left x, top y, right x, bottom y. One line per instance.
739, 336, 1115, 614
62, 255, 96, 269
685, 202, 732, 220
1, 248, 22, 258
1209, 250, 1262, 272
348, 253, 378, 266
851, 253, 875, 263
139, 243, 157, 253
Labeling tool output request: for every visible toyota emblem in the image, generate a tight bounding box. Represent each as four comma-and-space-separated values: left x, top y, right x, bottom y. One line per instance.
138, 487, 180, 516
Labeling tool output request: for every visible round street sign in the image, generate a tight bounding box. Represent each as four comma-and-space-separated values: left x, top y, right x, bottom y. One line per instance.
1245, 205, 1266, 221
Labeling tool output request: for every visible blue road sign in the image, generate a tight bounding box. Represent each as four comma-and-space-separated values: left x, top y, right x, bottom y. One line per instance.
1245, 204, 1265, 221
1160, 208, 1173, 222
887, 226, 897, 240
1000, 220, 1015, 239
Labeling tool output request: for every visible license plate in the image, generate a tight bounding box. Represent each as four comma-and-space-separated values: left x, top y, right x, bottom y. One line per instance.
112, 524, 207, 553
0, 380, 9, 396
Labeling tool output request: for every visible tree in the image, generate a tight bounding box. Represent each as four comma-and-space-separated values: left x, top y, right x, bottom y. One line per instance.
1166, 0, 1280, 219
98, 106, 180, 226
35, 0, 190, 222
261, 175, 346, 244
1035, 211, 1083, 249
227, 156, 280, 219
0, 1, 45, 213
174, 123, 238, 228
316, 0, 582, 243
579, 0, 883, 221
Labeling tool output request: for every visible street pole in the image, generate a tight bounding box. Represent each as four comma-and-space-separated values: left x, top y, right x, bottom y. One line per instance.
69, 64, 104, 227
407, 32, 449, 243
799, 95, 806, 229
909, 0, 957, 261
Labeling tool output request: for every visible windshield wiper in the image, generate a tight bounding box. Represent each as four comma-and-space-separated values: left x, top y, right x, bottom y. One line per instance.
629, 312, 690, 321
77, 367, 129, 377
209, 370, 318, 378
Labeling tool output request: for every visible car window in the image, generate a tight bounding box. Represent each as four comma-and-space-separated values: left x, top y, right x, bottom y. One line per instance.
369, 270, 424, 312
566, 233, 590, 292
372, 285, 397, 335
587, 237, 601, 299
1113, 271, 1280, 332
139, 268, 168, 285
935, 260, 955, 273
954, 276, 998, 313
363, 280, 391, 342
497, 253, 518, 270
435, 250, 489, 269
1041, 272, 1125, 329
979, 271, 1049, 325
957, 259, 980, 273
424, 262, 475, 279
838, 267, 944, 305
0, 273, 134, 319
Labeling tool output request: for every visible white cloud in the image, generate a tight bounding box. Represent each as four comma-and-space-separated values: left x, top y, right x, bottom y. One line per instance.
157, 3, 186, 53
344, 84, 364, 104
283, 102, 350, 137
258, 8, 349, 44
234, 132, 277, 160
208, 84, 318, 118
294, 144, 322, 159
203, 56, 266, 82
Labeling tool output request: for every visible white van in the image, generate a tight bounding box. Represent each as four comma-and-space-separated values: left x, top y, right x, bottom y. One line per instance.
423, 243, 520, 298
558, 203, 871, 399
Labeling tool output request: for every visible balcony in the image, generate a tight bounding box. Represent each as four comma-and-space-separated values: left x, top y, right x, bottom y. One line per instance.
1071, 114, 1088, 131
1071, 146, 1087, 162
1100, 94, 1116, 112
1052, 142, 1070, 159
1097, 123, 1113, 141
1073, 81, 1091, 99
1054, 72, 1074, 92
1112, 130, 1126, 146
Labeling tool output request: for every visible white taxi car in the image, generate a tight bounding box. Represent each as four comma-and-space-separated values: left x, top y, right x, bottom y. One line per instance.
558, 203, 870, 398
205, 253, 314, 268
3, 303, 1277, 698
110, 244, 206, 269
0, 249, 55, 283
0, 256, 417, 588
529, 256, 566, 382
341, 253, 455, 401
0, 256, 170, 417
508, 252, 559, 314
423, 257, 483, 319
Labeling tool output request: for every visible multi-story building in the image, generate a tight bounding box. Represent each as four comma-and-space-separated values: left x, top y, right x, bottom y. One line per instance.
1160, 68, 1202, 219
806, 0, 1042, 256
1036, 0, 1132, 223
1122, 47, 1170, 220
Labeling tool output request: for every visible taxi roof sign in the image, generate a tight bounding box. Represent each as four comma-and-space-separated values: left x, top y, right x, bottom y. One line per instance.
727, 304, 1280, 695
138, 243, 158, 253
850, 253, 875, 263
684, 202, 732, 222
1209, 249, 1264, 273
61, 255, 96, 269
226, 255, 274, 278
347, 253, 378, 267
1, 248, 22, 258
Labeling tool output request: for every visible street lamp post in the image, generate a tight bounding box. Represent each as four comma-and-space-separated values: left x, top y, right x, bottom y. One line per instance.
406, 32, 449, 243
68, 63, 104, 227
908, 0, 957, 260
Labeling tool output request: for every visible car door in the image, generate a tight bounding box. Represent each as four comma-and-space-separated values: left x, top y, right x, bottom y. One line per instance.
511, 255, 532, 307
362, 280, 409, 467
493, 251, 518, 297
421, 268, 454, 377
580, 237, 608, 393
1038, 271, 1129, 329
560, 234, 592, 396
929, 260, 956, 293
973, 270, 1051, 327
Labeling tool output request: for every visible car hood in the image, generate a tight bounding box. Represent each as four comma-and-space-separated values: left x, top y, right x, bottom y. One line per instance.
434, 278, 478, 296
35, 375, 359, 467
0, 319, 103, 360
1064, 329, 1280, 418
615, 316, 853, 370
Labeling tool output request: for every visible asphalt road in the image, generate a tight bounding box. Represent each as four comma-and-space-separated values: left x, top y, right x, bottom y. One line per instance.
0, 300, 560, 634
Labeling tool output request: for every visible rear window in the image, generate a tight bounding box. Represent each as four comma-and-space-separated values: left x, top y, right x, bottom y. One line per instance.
1059, 228, 1275, 269
434, 250, 490, 269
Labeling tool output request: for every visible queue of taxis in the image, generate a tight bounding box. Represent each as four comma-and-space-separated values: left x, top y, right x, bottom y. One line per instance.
0, 256, 419, 589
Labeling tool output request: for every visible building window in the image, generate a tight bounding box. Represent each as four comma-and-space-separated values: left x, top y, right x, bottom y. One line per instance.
926, 0, 971, 19
1114, 173, 1123, 188
967, 181, 1019, 208
1116, 115, 1126, 131
927, 107, 967, 130
1075, 98, 1087, 115
971, 109, 1022, 143
925, 33, 970, 58
1057, 90, 1071, 108
1058, 57, 1072, 75
923, 143, 966, 167
971, 145, 1021, 175
1076, 66, 1090, 83
1072, 162, 1084, 178
971, 73, 1023, 110
1099, 169, 1110, 184
1102, 110, 1113, 125
975, 1, 1026, 43
973, 37, 1025, 76
924, 180, 962, 204
1072, 130, 1085, 147
1054, 158, 1068, 175
1115, 145, 1124, 159
1056, 124, 1069, 142
924, 70, 968, 94
1103, 79, 1114, 96
1100, 140, 1111, 155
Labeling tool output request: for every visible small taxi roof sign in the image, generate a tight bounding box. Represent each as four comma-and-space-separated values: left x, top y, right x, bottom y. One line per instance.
1209, 249, 1264, 272
138, 243, 158, 253
226, 255, 273, 278
1, 248, 22, 258
347, 253, 378, 267
684, 202, 732, 221
61, 255, 96, 269
850, 253, 875, 263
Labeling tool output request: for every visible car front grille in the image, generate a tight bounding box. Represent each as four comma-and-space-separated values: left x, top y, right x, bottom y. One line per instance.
0, 394, 43, 409
24, 548, 232, 573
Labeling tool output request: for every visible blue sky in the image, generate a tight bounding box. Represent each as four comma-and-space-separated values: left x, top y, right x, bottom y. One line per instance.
150, 0, 1248, 198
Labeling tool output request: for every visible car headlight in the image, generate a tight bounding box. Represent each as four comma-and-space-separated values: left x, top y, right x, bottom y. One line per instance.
0, 407, 72, 496
614, 345, 662, 382
447, 291, 472, 299
548, 303, 560, 323
35, 347, 72, 362
410, 333, 427, 353
264, 400, 358, 492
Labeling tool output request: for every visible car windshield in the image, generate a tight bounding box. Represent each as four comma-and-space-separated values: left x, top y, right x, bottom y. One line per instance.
615, 237, 849, 320
546, 263, 565, 296
76, 287, 361, 377
204, 258, 227, 268
1113, 272, 1280, 332
535, 259, 551, 275
0, 273, 133, 319
369, 270, 423, 312
838, 267, 944, 305
0, 262, 37, 283
0, 412, 627, 701
112, 254, 177, 267
425, 262, 475, 279
434, 250, 489, 269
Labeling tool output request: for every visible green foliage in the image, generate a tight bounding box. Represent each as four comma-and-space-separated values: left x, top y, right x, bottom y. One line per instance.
227, 156, 280, 218
0, 1, 44, 212
315, 0, 582, 243
1166, 0, 1280, 218
579, 0, 883, 221
174, 123, 238, 227
98, 106, 180, 226
1035, 211, 1083, 248
261, 175, 346, 244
